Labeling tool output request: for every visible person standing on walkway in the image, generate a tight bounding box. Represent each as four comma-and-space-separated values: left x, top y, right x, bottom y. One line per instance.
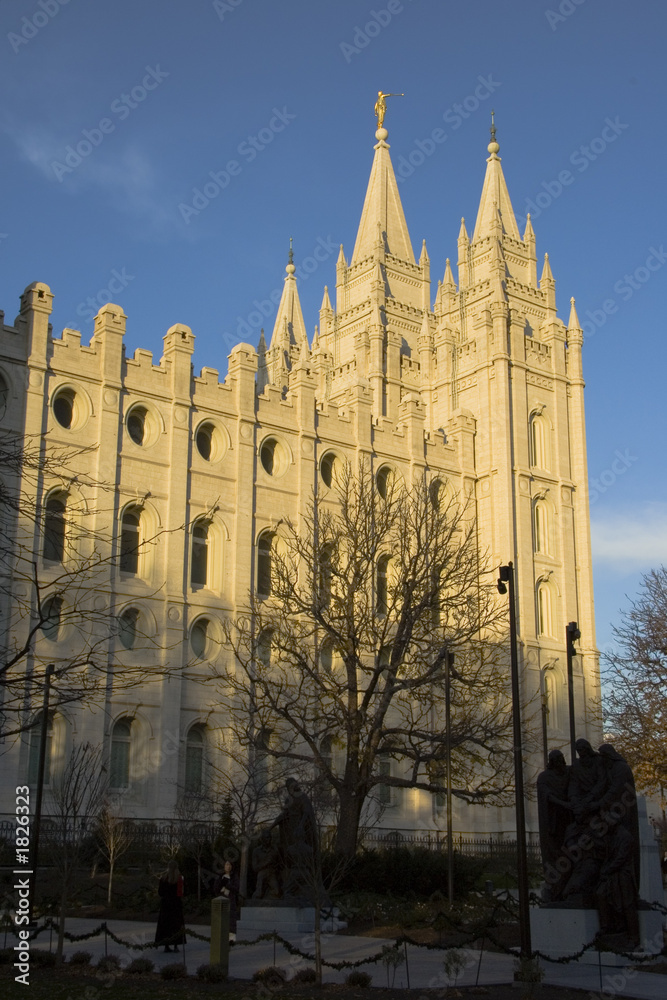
154, 860, 186, 952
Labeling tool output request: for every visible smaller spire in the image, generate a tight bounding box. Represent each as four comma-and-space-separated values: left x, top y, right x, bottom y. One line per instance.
540, 252, 554, 285
419, 239, 429, 264
257, 328, 267, 353
337, 244, 347, 269
442, 258, 456, 290
320, 285, 332, 312
568, 296, 582, 331
458, 217, 469, 244
523, 213, 535, 242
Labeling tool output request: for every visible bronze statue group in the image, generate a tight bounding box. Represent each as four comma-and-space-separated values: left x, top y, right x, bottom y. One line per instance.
537, 739, 641, 949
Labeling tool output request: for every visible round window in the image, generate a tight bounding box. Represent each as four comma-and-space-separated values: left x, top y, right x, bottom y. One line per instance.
191, 618, 210, 659
53, 389, 75, 429
118, 608, 141, 650
195, 421, 226, 462
125, 404, 159, 448
320, 451, 342, 488
260, 437, 289, 477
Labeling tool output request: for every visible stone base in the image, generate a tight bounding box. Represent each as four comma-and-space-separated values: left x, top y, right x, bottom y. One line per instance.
530, 906, 664, 966
236, 905, 317, 938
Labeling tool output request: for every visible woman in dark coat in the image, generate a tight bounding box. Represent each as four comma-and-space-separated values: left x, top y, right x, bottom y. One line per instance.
155, 860, 186, 952
216, 860, 240, 940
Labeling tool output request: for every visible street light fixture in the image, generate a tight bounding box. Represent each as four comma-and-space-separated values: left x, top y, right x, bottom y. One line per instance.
566, 621, 581, 765
497, 563, 532, 961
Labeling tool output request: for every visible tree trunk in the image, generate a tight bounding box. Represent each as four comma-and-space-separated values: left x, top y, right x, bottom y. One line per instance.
334, 790, 364, 858
107, 858, 114, 904
56, 894, 67, 964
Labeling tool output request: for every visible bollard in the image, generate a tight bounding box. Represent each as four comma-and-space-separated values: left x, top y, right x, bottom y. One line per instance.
210, 896, 230, 976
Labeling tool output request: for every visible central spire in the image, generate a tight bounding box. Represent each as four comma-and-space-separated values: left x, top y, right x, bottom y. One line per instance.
472, 114, 520, 242
351, 124, 415, 266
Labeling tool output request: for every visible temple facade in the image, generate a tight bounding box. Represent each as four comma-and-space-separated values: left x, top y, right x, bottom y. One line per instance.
0, 120, 600, 836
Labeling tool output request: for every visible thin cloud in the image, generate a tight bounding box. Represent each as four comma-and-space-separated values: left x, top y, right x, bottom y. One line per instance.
3, 119, 186, 241
591, 502, 667, 571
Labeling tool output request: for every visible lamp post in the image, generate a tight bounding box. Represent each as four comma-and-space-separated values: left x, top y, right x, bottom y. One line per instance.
565, 621, 581, 765
497, 563, 532, 960
28, 663, 54, 926
444, 649, 454, 905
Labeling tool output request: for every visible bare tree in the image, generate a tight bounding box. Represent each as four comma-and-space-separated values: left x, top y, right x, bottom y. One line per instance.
220, 462, 513, 858
48, 742, 108, 962
603, 566, 667, 800
0, 435, 198, 743
94, 802, 134, 904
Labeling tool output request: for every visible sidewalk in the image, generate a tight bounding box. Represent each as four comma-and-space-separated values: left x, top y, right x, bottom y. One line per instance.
13, 918, 665, 999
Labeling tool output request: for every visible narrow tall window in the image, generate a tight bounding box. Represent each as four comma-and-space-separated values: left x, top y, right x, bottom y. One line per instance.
377, 555, 391, 615
530, 414, 549, 470
28, 713, 53, 786
257, 629, 272, 669
534, 502, 550, 555
110, 719, 132, 789
120, 508, 141, 575
185, 726, 205, 793
537, 583, 553, 637
257, 533, 273, 597
43, 495, 66, 562
191, 521, 209, 587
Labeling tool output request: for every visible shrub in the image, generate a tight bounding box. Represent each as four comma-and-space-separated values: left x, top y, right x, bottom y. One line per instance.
126, 957, 154, 974
253, 965, 288, 987
345, 970, 372, 988
292, 967, 317, 983
31, 949, 56, 967
96, 954, 122, 973
197, 962, 227, 982
324, 846, 483, 900
161, 962, 187, 980
69, 950, 93, 965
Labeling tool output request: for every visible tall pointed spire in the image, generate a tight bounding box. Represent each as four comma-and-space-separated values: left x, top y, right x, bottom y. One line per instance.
351, 124, 414, 265
472, 113, 520, 242
269, 241, 307, 351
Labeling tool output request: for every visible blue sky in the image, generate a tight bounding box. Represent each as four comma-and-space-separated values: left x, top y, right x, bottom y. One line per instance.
1, 0, 665, 656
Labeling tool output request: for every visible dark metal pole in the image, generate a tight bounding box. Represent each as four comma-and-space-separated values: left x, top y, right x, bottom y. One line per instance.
540, 671, 549, 771
445, 650, 454, 905
28, 663, 54, 926
566, 621, 580, 766
498, 564, 532, 960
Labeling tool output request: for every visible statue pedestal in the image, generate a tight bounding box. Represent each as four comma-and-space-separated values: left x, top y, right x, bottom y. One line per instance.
530, 906, 664, 966
236, 904, 317, 940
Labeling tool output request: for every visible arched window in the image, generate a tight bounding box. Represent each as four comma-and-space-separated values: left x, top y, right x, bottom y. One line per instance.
377, 555, 391, 616
257, 532, 273, 597
110, 718, 132, 790
120, 507, 142, 575
28, 713, 53, 786
318, 543, 333, 607
530, 414, 549, 470
43, 494, 67, 562
191, 521, 209, 587
40, 595, 63, 641
544, 670, 559, 730
534, 501, 550, 555
0, 372, 8, 420
257, 629, 273, 670
537, 583, 553, 637
185, 726, 205, 793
